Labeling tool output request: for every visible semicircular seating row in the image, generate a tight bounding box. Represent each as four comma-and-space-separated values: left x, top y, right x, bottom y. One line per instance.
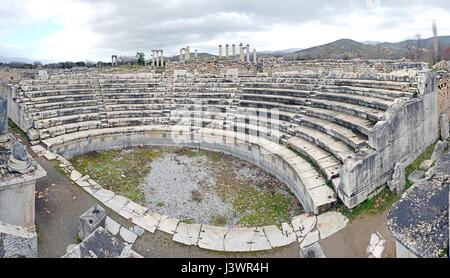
14, 71, 419, 214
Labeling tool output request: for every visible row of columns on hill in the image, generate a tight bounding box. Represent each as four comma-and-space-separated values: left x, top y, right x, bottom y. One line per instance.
218, 43, 257, 63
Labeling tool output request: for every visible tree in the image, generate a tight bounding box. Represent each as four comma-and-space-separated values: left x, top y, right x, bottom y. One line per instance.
136, 52, 145, 65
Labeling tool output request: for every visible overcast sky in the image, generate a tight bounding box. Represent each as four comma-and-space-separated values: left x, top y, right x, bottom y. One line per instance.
0, 0, 449, 62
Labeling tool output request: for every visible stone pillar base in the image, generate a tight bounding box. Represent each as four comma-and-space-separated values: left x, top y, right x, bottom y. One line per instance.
8, 156, 33, 174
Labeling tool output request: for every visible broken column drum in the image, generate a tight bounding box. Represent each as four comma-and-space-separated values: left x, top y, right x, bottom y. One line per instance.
0, 96, 8, 141
8, 141, 32, 174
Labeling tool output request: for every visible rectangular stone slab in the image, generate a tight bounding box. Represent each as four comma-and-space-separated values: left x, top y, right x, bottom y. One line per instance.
224, 228, 254, 252
157, 215, 179, 235
198, 225, 229, 251
250, 227, 272, 251
131, 213, 160, 234
316, 211, 348, 239
263, 225, 295, 248
92, 188, 115, 203
172, 223, 201, 246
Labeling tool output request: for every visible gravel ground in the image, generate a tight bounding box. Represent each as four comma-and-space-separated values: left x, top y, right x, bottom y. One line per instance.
143, 152, 236, 225
142, 148, 300, 227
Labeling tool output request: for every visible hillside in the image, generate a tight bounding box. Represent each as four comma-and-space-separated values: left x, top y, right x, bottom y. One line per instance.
285, 36, 450, 61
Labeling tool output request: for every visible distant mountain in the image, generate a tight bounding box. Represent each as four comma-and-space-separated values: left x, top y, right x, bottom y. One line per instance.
285, 36, 450, 60
257, 48, 303, 57
0, 56, 36, 64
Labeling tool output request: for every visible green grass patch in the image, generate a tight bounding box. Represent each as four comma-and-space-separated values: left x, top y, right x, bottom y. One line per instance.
339, 188, 400, 222
210, 214, 229, 226
233, 187, 299, 227
175, 147, 198, 158
204, 151, 222, 162
70, 146, 162, 204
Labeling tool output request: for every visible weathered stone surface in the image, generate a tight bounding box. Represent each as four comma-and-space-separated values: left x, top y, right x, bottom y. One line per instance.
299, 242, 326, 258
0, 97, 7, 136
119, 226, 138, 244
263, 225, 295, 248
198, 225, 228, 251
12, 141, 29, 161
250, 227, 272, 251
43, 151, 57, 161
104, 195, 129, 212
79, 204, 107, 240
132, 225, 145, 236
387, 162, 405, 193
131, 213, 160, 233
316, 211, 348, 239
291, 214, 317, 238
300, 230, 319, 248
156, 215, 178, 235
408, 169, 425, 184
281, 222, 297, 242
104, 216, 121, 236
367, 232, 385, 258
431, 140, 448, 161
70, 170, 83, 182
62, 227, 139, 258
419, 159, 433, 171
223, 228, 254, 252
173, 223, 201, 246
440, 113, 449, 140
0, 221, 37, 258
92, 188, 115, 203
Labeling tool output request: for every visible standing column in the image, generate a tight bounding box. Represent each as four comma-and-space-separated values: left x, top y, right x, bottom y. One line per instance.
246, 45, 250, 63
152, 51, 156, 66
225, 44, 229, 58
194, 49, 198, 58
239, 43, 244, 62
186, 46, 190, 61
219, 45, 223, 57
179, 49, 183, 62
155, 50, 159, 67
232, 44, 236, 56
160, 50, 164, 67
253, 49, 257, 64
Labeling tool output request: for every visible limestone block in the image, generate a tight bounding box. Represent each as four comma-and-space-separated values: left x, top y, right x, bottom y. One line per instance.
431, 140, 448, 161
92, 188, 115, 203
440, 113, 449, 140
291, 214, 317, 238
156, 215, 179, 235
0, 222, 38, 258
263, 225, 295, 248
387, 162, 405, 194
250, 227, 272, 252
223, 228, 254, 252
300, 230, 319, 248
131, 213, 160, 234
316, 212, 348, 239
104, 216, 121, 236
79, 204, 107, 240
173, 223, 201, 246
119, 227, 138, 244
70, 170, 82, 182
198, 225, 228, 251
419, 159, 434, 171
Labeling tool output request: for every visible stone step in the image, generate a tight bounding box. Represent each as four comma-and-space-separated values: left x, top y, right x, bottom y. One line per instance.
287, 136, 342, 180
34, 113, 101, 129
292, 114, 368, 150
289, 124, 355, 163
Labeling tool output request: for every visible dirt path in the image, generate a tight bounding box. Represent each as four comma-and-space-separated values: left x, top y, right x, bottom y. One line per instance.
319, 210, 395, 258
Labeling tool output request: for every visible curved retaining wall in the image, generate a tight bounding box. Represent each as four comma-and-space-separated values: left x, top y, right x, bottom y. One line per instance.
44, 126, 336, 213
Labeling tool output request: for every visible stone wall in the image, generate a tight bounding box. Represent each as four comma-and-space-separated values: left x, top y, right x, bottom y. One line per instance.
437, 73, 450, 121
338, 72, 439, 207
0, 221, 37, 258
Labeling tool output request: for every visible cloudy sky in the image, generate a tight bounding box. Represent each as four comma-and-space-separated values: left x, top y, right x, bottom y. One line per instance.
0, 0, 449, 62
